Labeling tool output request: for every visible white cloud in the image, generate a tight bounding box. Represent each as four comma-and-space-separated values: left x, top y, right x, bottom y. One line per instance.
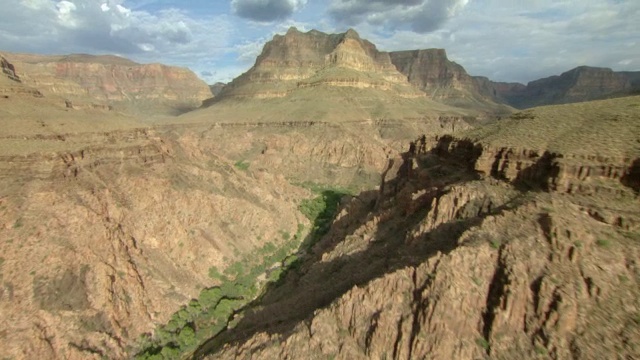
56, 1, 78, 28
357, 0, 640, 83
0, 1, 233, 70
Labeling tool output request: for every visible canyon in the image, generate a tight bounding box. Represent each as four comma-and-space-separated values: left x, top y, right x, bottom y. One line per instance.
0, 52, 212, 115
0, 27, 638, 360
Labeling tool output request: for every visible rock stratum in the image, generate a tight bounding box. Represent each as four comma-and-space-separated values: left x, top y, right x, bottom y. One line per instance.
193, 96, 640, 360
191, 28, 482, 127
0, 52, 212, 115
389, 49, 512, 114
0, 27, 639, 360
213, 28, 415, 101
494, 66, 640, 109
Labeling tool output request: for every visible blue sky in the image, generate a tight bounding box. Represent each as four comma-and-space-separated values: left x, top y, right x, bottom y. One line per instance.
0, 0, 638, 84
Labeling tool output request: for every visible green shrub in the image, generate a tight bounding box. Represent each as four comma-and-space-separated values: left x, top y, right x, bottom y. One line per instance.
208, 266, 225, 281
234, 160, 250, 171
476, 337, 490, 351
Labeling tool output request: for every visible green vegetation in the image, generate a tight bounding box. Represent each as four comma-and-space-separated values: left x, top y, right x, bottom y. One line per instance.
490, 239, 501, 249
136, 183, 350, 359
596, 239, 611, 248
13, 218, 22, 229
535, 346, 548, 356
298, 183, 352, 250
136, 234, 303, 359
510, 111, 536, 120
476, 337, 490, 351
234, 160, 250, 171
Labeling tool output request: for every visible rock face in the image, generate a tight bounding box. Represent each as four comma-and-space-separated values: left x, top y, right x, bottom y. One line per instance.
195, 97, 640, 360
493, 66, 640, 109
388, 50, 501, 108
2, 52, 212, 115
194, 28, 477, 128
199, 136, 640, 360
212, 28, 420, 101
387, 48, 640, 110
208, 82, 226, 96
0, 126, 308, 359
1, 55, 20, 82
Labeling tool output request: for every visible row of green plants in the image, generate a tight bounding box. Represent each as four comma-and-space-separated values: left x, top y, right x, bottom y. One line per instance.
134, 230, 303, 359
135, 183, 351, 359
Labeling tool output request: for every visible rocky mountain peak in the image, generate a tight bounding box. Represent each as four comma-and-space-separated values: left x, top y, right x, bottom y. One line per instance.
212, 28, 419, 103
343, 28, 361, 39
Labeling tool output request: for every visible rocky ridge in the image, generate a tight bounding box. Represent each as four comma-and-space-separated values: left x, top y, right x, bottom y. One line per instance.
0, 124, 313, 359
389, 49, 512, 114
211, 28, 422, 102
1, 52, 212, 115
493, 66, 640, 109
194, 96, 640, 360
198, 129, 639, 360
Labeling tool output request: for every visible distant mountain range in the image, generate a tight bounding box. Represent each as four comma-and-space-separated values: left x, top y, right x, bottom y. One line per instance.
0, 52, 212, 115
2, 27, 638, 119
209, 28, 640, 111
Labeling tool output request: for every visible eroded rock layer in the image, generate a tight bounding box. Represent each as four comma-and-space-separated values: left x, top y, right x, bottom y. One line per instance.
213, 28, 417, 102
1, 52, 212, 115
198, 132, 639, 360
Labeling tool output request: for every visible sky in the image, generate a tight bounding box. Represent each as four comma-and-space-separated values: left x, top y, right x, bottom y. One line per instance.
0, 0, 638, 85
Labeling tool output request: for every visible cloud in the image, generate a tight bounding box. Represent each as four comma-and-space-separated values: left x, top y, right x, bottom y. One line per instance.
328, 0, 469, 33
364, 0, 640, 83
231, 0, 307, 22
0, 0, 234, 75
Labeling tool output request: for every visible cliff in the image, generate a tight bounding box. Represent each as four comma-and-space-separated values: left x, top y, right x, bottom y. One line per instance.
388, 49, 513, 115
192, 28, 479, 127
493, 66, 640, 109
388, 48, 640, 110
212, 28, 419, 102
197, 133, 639, 360
209, 82, 226, 96
1, 52, 212, 115
192, 96, 639, 360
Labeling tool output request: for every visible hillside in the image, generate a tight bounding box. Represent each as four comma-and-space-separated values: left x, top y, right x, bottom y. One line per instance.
0, 52, 212, 116
493, 66, 640, 109
0, 28, 639, 360
190, 96, 640, 360
188, 28, 482, 127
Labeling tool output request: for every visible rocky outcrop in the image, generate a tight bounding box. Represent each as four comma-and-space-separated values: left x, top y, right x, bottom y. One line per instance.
389, 50, 640, 110
211, 27, 422, 102
209, 82, 226, 96
2, 52, 212, 115
389, 49, 474, 95
0, 127, 308, 359
197, 132, 639, 360
1, 55, 20, 82
494, 66, 640, 109
388, 49, 513, 114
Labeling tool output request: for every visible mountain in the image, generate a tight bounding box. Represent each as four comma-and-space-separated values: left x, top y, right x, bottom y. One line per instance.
195, 96, 640, 360
389, 49, 512, 114
212, 27, 417, 101
0, 52, 212, 115
190, 28, 477, 129
1, 27, 639, 360
492, 66, 640, 109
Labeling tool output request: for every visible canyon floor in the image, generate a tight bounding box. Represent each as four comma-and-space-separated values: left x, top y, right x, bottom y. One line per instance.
1, 65, 639, 360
